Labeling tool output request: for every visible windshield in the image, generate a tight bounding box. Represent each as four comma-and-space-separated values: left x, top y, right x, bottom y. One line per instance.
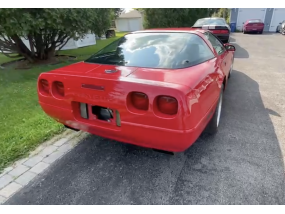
193, 18, 226, 26
85, 32, 215, 69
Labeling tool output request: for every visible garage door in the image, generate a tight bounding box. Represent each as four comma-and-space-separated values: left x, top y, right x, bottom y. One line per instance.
129, 18, 141, 31
236, 8, 266, 30
269, 8, 285, 32
117, 19, 129, 32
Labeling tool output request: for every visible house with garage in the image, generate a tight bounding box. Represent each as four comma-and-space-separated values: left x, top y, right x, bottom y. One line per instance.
115, 10, 144, 32
230, 8, 285, 32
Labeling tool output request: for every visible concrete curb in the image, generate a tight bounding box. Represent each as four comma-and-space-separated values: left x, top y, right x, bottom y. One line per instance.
0, 129, 88, 204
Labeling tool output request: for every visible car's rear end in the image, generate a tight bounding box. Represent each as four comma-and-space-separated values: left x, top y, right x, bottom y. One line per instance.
192, 18, 230, 43
37, 30, 219, 152
243, 19, 264, 33
38, 66, 197, 152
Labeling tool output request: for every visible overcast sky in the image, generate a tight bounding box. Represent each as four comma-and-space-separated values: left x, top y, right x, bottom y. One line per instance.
124, 8, 133, 13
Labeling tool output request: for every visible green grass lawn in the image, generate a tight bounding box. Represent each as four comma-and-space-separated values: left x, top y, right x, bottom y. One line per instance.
0, 32, 127, 171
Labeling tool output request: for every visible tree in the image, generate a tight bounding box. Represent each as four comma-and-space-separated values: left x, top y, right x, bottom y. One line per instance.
211, 8, 231, 23
142, 8, 209, 29
113, 8, 125, 18
0, 8, 114, 63
208, 8, 221, 16
133, 8, 144, 12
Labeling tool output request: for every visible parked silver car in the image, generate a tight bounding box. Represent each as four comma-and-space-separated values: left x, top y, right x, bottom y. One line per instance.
276, 20, 285, 35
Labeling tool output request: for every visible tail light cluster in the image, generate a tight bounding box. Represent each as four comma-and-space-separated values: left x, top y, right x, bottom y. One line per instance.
247, 23, 264, 26
128, 92, 178, 116
39, 79, 49, 95
210, 29, 229, 34
39, 79, 65, 98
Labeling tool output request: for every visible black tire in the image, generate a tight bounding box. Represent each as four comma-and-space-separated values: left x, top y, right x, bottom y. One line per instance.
259, 30, 263, 34
204, 84, 224, 135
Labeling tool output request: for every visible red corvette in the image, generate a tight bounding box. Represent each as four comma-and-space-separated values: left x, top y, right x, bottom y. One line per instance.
37, 29, 235, 153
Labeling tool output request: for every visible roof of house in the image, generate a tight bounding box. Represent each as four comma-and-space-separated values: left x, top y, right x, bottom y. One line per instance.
117, 10, 142, 19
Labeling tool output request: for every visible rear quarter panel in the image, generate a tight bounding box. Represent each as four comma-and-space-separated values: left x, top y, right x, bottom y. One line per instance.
183, 58, 224, 130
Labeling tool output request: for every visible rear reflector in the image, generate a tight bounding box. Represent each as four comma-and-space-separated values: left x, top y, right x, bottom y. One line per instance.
130, 92, 149, 111
116, 110, 121, 127
157, 96, 178, 115
80, 103, 88, 119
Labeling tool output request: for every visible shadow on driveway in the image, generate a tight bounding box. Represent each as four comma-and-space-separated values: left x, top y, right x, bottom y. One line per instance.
232, 43, 249, 58
5, 71, 285, 205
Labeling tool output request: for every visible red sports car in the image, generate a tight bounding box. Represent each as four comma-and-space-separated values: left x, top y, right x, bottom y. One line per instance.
37, 29, 235, 153
242, 19, 264, 34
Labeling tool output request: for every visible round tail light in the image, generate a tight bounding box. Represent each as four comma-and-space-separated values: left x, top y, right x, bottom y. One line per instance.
130, 92, 149, 111
157, 96, 178, 115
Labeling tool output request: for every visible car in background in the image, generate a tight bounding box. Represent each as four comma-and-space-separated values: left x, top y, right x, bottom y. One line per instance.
192, 17, 231, 43
242, 19, 264, 34
37, 28, 235, 154
276, 20, 285, 35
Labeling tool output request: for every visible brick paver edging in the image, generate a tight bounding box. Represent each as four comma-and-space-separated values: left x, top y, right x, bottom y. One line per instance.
0, 129, 88, 204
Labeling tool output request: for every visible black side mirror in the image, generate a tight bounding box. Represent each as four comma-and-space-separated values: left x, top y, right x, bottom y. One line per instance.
280, 22, 282, 24
224, 43, 235, 51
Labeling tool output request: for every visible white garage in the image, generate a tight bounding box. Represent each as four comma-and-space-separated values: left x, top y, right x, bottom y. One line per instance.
269, 8, 285, 32
115, 10, 144, 32
230, 8, 285, 32
236, 8, 266, 31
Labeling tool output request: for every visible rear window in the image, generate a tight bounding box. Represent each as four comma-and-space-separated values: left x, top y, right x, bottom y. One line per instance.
248, 19, 262, 23
193, 18, 226, 26
85, 32, 215, 69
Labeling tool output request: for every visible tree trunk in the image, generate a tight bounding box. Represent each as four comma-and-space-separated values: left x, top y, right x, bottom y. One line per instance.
11, 35, 35, 63
28, 35, 35, 57
47, 44, 56, 59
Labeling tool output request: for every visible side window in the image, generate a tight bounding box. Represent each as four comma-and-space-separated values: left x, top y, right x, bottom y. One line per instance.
204, 32, 226, 55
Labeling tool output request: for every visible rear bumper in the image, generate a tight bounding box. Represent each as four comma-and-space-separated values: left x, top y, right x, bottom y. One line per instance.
40, 102, 206, 152
215, 34, 230, 42
244, 27, 264, 32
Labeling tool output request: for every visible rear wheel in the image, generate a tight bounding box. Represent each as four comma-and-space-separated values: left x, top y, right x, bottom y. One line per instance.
204, 84, 224, 135
259, 30, 263, 34
228, 58, 234, 78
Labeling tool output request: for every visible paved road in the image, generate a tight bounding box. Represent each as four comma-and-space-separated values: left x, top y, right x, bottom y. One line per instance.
6, 33, 285, 205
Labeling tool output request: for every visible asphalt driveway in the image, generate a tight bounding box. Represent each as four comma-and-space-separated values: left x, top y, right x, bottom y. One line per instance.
5, 33, 285, 205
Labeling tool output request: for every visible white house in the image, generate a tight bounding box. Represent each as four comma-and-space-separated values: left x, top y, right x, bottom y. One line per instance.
20, 32, 97, 51
115, 10, 144, 32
